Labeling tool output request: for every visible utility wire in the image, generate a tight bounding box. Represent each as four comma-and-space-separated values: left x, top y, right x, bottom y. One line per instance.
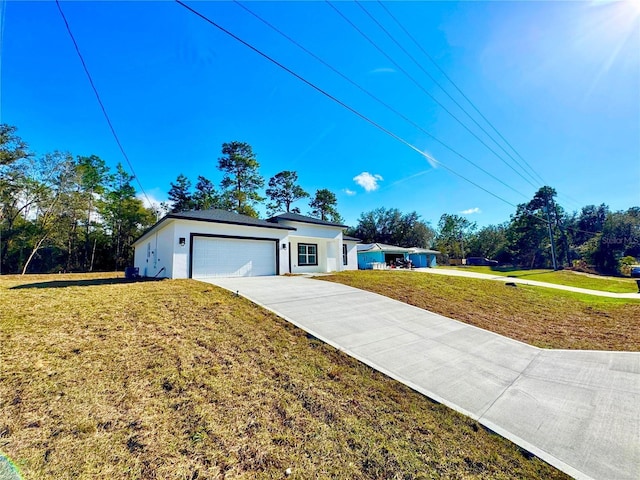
336, 0, 584, 240
377, 0, 547, 186
357, 0, 540, 187
232, 0, 528, 200
0, 0, 7, 123
55, 0, 154, 211
376, 2, 592, 218
175, 0, 519, 208
176, 2, 594, 240
326, 0, 539, 190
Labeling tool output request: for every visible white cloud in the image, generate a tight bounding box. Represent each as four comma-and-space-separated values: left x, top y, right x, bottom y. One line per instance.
343, 188, 356, 196
137, 192, 167, 213
353, 172, 383, 192
460, 207, 481, 215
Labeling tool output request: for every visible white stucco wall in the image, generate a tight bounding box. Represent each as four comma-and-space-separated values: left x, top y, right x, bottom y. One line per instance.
134, 223, 175, 278
278, 220, 346, 274
343, 241, 358, 271
276, 221, 341, 240
138, 219, 290, 279
289, 237, 329, 274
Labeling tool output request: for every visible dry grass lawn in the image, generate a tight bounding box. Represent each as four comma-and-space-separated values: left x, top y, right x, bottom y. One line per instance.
448, 266, 639, 293
0, 273, 568, 479
321, 270, 640, 351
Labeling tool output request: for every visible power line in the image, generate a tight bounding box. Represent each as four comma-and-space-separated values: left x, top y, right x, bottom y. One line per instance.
232, 0, 528, 200
356, 0, 541, 188
176, 2, 600, 243
325, 0, 539, 190
376, 0, 547, 187
55, 0, 154, 211
376, 2, 595, 217
175, 0, 519, 209
0, 0, 7, 124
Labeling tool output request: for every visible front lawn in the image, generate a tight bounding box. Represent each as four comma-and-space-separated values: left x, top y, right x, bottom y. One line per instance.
448, 266, 638, 293
321, 270, 640, 351
0, 273, 567, 479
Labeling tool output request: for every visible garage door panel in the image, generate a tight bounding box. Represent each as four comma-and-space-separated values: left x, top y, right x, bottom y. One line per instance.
192, 237, 276, 278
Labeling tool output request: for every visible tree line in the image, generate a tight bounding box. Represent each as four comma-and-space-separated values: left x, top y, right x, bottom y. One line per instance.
0, 128, 344, 274
2, 124, 637, 275
429, 187, 639, 275
1, 125, 157, 274
349, 188, 639, 275
165, 141, 343, 223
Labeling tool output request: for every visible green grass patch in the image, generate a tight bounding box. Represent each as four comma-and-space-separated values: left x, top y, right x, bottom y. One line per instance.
447, 266, 638, 293
321, 270, 640, 351
0, 273, 568, 479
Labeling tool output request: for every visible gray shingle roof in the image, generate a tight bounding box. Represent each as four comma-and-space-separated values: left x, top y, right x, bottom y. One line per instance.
268, 212, 348, 228
134, 209, 297, 245
167, 209, 295, 230
343, 235, 361, 242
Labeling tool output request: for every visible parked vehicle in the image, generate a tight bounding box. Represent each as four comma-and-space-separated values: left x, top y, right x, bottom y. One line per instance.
630, 265, 640, 278
465, 257, 499, 266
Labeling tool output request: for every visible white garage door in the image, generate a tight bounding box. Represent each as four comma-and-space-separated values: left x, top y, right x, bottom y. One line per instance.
192, 236, 276, 278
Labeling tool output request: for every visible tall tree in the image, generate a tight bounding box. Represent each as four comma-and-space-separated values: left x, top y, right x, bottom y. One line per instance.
20, 152, 77, 274
581, 207, 640, 273
505, 186, 569, 268
0, 125, 31, 273
572, 204, 609, 245
308, 189, 343, 223
265, 170, 308, 216
0, 124, 30, 166
193, 175, 220, 210
435, 213, 476, 260
168, 174, 194, 213
218, 141, 264, 217
76, 155, 110, 270
100, 164, 155, 270
350, 207, 434, 248
506, 203, 550, 268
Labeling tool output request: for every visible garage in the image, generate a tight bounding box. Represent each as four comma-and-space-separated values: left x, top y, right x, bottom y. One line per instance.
191, 235, 277, 278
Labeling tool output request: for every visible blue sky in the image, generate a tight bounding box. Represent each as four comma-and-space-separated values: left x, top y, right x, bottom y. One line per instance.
2, 1, 639, 228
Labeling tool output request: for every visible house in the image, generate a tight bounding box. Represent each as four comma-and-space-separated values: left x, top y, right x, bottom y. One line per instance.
357, 243, 439, 269
132, 209, 359, 279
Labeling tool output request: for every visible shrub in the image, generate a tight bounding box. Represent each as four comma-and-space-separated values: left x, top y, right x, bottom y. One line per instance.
618, 256, 638, 276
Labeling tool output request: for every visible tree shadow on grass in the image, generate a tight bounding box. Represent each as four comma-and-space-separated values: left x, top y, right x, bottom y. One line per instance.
10, 277, 165, 290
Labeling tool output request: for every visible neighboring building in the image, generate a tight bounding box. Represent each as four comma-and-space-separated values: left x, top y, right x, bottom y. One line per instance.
357, 243, 412, 269
132, 209, 359, 279
357, 243, 439, 269
408, 248, 439, 268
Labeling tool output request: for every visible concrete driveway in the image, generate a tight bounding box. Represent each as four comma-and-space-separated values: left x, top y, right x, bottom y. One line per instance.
203, 275, 640, 480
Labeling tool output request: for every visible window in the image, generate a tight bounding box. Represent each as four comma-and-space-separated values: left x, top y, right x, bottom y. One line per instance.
343, 244, 348, 265
298, 243, 318, 266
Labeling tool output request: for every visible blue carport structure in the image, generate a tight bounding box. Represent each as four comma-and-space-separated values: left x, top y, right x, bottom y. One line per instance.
408, 248, 440, 268
357, 243, 412, 269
